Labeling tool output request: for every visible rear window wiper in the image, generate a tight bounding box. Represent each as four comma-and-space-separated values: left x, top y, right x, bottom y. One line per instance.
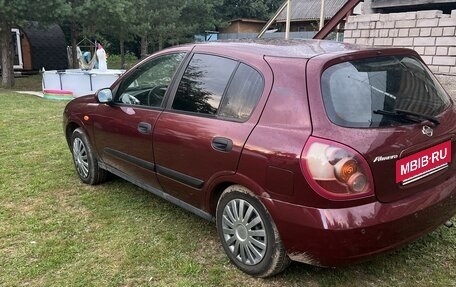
373, 109, 440, 125
395, 109, 440, 125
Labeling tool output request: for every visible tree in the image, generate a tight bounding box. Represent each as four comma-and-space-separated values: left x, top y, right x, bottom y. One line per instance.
131, 0, 221, 56
1, 0, 282, 87
216, 0, 284, 22
63, 0, 130, 69
178, 0, 220, 43
97, 0, 136, 69
63, 0, 95, 69
0, 0, 69, 88
131, 0, 186, 56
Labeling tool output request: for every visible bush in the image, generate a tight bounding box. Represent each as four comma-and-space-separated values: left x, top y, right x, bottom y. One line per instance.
107, 52, 139, 70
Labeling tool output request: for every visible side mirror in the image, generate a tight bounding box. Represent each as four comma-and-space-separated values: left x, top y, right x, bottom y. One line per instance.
97, 88, 113, 103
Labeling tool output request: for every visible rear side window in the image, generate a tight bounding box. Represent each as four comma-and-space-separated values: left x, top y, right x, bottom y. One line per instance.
172, 54, 264, 121
321, 56, 451, 128
172, 54, 237, 115
219, 63, 264, 121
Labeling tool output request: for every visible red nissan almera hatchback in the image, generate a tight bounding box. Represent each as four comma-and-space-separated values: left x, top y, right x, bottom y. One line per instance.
63, 39, 456, 277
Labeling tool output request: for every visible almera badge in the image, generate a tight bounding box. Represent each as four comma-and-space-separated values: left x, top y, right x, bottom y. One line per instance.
396, 140, 452, 184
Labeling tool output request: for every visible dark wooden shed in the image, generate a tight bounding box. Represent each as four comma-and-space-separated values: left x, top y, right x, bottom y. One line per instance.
13, 22, 68, 71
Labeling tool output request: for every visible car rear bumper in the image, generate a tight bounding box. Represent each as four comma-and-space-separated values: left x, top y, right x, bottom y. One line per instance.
261, 177, 456, 267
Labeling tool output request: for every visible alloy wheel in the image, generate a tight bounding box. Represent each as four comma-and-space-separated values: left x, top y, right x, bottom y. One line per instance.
72, 138, 89, 178
221, 198, 267, 265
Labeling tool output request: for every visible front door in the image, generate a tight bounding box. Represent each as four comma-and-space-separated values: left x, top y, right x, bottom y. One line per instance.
92, 52, 187, 189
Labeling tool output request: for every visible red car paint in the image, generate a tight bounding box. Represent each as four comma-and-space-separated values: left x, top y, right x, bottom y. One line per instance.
64, 39, 456, 268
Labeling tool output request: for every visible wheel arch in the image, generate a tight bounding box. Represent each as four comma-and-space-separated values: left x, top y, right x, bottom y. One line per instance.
208, 181, 233, 217
65, 122, 81, 147
206, 173, 271, 217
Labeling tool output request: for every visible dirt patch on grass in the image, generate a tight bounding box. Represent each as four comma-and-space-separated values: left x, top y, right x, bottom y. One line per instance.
3, 196, 46, 215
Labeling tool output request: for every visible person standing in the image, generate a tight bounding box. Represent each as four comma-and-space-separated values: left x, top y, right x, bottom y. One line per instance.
96, 43, 107, 71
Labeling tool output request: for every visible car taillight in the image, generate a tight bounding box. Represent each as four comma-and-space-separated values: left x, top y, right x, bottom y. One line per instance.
300, 136, 374, 200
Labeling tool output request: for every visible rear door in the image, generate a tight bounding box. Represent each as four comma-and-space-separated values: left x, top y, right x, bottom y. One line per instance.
152, 53, 266, 208
307, 52, 456, 203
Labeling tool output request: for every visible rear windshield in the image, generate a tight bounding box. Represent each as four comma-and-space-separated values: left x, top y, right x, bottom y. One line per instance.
321, 56, 451, 128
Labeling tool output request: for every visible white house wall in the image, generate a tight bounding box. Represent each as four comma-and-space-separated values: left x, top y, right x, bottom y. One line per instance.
344, 10, 456, 75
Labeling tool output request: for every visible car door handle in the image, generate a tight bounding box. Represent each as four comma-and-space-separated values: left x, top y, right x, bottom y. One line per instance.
212, 137, 233, 152
138, 122, 152, 134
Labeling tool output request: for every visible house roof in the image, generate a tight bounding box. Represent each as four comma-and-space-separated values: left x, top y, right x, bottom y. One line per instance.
229, 18, 268, 24
276, 0, 348, 22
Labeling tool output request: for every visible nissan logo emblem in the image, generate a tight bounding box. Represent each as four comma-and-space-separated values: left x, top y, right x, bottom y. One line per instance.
422, 125, 433, 137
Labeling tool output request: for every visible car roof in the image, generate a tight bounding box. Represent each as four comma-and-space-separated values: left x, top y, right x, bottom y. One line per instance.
192, 38, 383, 59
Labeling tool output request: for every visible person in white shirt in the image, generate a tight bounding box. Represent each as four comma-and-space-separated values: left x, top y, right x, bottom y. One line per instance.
96, 43, 107, 71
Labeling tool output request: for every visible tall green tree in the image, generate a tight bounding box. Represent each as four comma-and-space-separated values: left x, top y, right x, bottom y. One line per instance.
97, 0, 135, 68
216, 0, 284, 22
0, 0, 69, 88
179, 0, 220, 42
131, 0, 220, 55
132, 0, 184, 57
63, 0, 145, 67
64, 0, 97, 69
62, 0, 129, 68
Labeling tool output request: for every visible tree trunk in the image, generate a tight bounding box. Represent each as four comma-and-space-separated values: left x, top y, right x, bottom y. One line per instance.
119, 37, 125, 69
0, 18, 14, 88
158, 34, 163, 51
140, 35, 148, 59
70, 23, 79, 69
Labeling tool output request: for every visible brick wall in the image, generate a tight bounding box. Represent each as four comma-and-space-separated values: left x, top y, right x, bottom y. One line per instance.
344, 10, 456, 75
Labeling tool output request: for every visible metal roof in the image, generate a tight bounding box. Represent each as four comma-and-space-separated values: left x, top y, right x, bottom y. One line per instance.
228, 18, 268, 24
276, 0, 349, 22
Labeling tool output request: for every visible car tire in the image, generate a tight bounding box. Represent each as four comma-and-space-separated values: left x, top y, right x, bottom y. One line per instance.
70, 128, 108, 185
216, 185, 290, 277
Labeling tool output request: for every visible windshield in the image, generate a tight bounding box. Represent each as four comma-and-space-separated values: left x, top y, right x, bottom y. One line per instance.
321, 56, 451, 128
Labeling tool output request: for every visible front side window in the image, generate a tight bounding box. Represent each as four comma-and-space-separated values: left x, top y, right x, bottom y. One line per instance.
172, 54, 238, 115
321, 56, 451, 128
115, 53, 186, 107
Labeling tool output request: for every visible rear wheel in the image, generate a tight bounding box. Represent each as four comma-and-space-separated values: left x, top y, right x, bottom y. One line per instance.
70, 128, 107, 185
216, 185, 290, 277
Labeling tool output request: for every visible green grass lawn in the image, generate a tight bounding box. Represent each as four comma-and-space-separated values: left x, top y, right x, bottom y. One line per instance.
9, 74, 43, 91
0, 92, 455, 287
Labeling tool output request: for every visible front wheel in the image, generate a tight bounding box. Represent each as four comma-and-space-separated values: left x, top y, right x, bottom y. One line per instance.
216, 185, 290, 277
70, 128, 107, 185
